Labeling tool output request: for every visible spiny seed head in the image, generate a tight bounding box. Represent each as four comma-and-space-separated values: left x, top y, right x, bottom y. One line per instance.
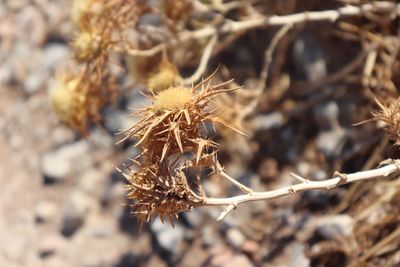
119, 75, 243, 224
121, 162, 203, 226
153, 86, 193, 111
147, 59, 179, 93
372, 97, 400, 144
72, 30, 105, 62
49, 75, 86, 132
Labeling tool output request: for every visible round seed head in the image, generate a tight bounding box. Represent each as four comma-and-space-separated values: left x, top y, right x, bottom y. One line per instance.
153, 86, 193, 111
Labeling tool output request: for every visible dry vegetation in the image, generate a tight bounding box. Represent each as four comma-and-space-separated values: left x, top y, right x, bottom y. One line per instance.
44, 0, 400, 266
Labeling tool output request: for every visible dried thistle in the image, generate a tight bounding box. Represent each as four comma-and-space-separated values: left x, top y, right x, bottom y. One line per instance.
50, 70, 114, 134
119, 74, 243, 223
119, 159, 204, 226
119, 76, 240, 162
147, 58, 179, 93
71, 29, 109, 63
372, 97, 400, 144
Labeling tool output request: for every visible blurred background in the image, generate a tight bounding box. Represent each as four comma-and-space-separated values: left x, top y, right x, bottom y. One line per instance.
0, 0, 400, 267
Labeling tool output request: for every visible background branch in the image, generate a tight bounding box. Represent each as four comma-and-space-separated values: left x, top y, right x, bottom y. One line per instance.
204, 160, 400, 220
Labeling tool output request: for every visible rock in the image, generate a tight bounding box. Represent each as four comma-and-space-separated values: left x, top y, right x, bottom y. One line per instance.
151, 219, 185, 259
201, 225, 220, 247
101, 182, 125, 207
316, 128, 346, 159
292, 33, 327, 82
314, 102, 340, 130
88, 129, 114, 150
241, 240, 260, 255
104, 108, 137, 135
315, 215, 354, 240
114, 252, 141, 267
299, 215, 354, 242
38, 234, 65, 258
183, 209, 204, 228
24, 71, 46, 94
226, 228, 246, 249
223, 255, 254, 267
286, 242, 310, 267
17, 6, 47, 46
251, 112, 285, 132
91, 225, 114, 238
42, 44, 71, 71
35, 200, 57, 223
77, 169, 106, 198
50, 126, 75, 147
42, 152, 71, 184
0, 62, 15, 85
61, 190, 93, 237
210, 246, 234, 267
42, 141, 91, 184
301, 190, 330, 210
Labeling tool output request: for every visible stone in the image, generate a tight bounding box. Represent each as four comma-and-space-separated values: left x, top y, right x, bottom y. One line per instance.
38, 234, 65, 258
61, 190, 92, 237
292, 33, 327, 82
286, 242, 310, 267
223, 255, 254, 267
42, 141, 91, 184
314, 102, 340, 130
226, 228, 246, 249
183, 209, 204, 228
77, 169, 106, 198
316, 215, 354, 240
42, 44, 71, 71
316, 128, 346, 159
35, 200, 57, 223
150, 219, 185, 259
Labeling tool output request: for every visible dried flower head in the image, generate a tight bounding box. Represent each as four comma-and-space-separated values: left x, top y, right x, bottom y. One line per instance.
119, 75, 240, 163
50, 71, 114, 134
147, 59, 179, 93
119, 74, 243, 223
49, 74, 87, 133
372, 97, 400, 144
120, 160, 204, 226
72, 30, 108, 63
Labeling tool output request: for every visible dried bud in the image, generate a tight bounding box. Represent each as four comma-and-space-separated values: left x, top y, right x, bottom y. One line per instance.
372, 97, 400, 144
72, 30, 106, 62
49, 74, 87, 133
147, 60, 179, 93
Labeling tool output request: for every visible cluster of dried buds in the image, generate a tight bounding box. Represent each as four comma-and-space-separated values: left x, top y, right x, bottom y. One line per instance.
118, 75, 241, 225
50, 0, 143, 134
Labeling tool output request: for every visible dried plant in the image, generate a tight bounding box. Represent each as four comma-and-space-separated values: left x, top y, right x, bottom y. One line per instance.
372, 97, 400, 144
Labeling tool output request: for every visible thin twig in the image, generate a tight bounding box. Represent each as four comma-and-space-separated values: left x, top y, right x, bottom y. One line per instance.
205, 160, 400, 220
179, 34, 218, 85
258, 23, 293, 92
125, 2, 400, 57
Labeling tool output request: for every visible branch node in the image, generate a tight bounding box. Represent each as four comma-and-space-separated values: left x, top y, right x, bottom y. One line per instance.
217, 202, 238, 221
334, 171, 348, 183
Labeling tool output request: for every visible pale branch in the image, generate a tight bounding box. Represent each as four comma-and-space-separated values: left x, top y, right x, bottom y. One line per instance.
204, 160, 400, 221
258, 23, 293, 92
179, 34, 218, 85
125, 2, 400, 57
181, 2, 400, 40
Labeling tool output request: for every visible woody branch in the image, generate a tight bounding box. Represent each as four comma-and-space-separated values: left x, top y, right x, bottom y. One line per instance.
204, 160, 400, 221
